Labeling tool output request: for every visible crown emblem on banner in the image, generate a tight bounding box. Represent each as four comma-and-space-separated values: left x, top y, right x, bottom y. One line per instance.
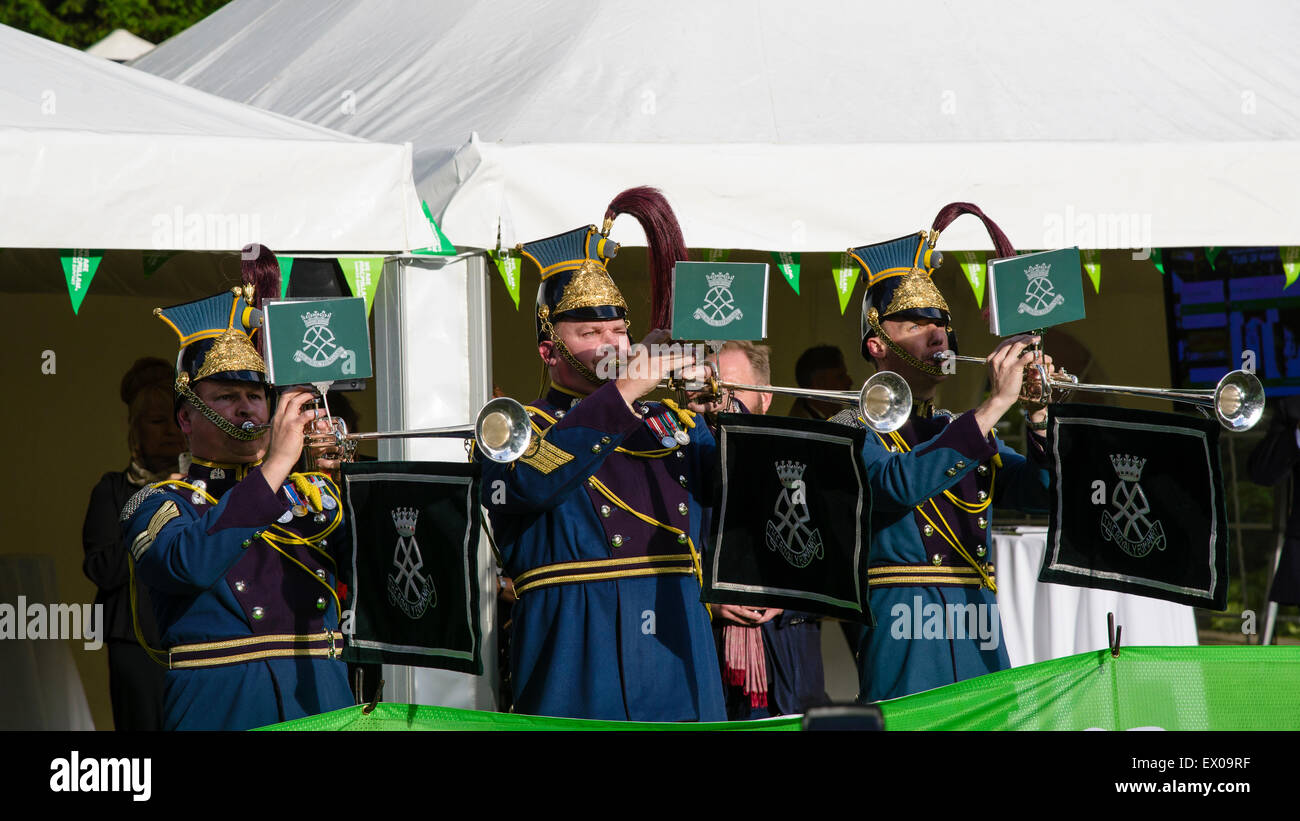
775, 460, 807, 487
1109, 454, 1146, 482
302, 310, 333, 328
706, 271, 734, 289
1025, 263, 1052, 281
391, 507, 419, 537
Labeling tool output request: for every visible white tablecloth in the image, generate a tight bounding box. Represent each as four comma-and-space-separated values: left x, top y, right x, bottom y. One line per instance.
993, 527, 1199, 668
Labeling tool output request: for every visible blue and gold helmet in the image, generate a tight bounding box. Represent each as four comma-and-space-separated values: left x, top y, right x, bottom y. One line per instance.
520, 225, 625, 342
849, 230, 949, 362
154, 287, 267, 388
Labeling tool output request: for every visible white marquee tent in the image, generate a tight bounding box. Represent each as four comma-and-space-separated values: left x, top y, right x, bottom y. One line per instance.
1, 22, 434, 253
133, 0, 1300, 254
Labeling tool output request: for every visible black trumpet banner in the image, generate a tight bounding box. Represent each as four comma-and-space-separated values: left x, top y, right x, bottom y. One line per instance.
708, 414, 872, 623
1042, 403, 1228, 609
340, 461, 483, 673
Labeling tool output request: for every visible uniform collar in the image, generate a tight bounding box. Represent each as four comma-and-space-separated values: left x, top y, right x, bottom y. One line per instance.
546, 381, 590, 409
189, 455, 263, 494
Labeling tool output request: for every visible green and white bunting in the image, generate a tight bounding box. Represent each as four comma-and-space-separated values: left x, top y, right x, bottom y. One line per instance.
1081, 248, 1101, 294
954, 251, 988, 308
1150, 248, 1165, 275
1205, 246, 1223, 270
339, 256, 384, 316
491, 249, 522, 309
770, 251, 800, 295
1282, 247, 1300, 290
276, 256, 295, 298
60, 249, 102, 315
411, 200, 456, 256
831, 253, 859, 315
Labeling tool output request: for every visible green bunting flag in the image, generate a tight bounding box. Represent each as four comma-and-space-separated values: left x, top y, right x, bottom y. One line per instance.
60, 249, 102, 315
276, 256, 295, 298
954, 251, 987, 308
1150, 248, 1164, 275
832, 253, 859, 315
412, 200, 456, 256
141, 252, 176, 279
1282, 247, 1300, 290
490, 249, 522, 309
1081, 248, 1101, 294
1205, 246, 1222, 270
338, 257, 384, 316
701, 248, 732, 263
771, 251, 801, 295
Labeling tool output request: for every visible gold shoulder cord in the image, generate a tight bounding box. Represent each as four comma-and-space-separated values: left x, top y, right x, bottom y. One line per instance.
129, 476, 344, 668
873, 430, 997, 590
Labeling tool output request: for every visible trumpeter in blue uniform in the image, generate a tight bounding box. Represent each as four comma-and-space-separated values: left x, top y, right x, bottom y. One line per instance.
836, 203, 1059, 703
121, 249, 351, 730
481, 188, 726, 721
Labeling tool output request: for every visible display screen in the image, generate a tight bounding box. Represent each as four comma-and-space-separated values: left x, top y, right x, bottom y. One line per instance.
1162, 247, 1300, 398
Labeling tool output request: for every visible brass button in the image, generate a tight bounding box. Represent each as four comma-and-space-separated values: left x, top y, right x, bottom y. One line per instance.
600, 505, 611, 518
319, 539, 328, 548
945, 468, 957, 477
978, 517, 987, 530
678, 502, 689, 516
234, 581, 247, 592
977, 464, 989, 476
315, 569, 327, 580
555, 410, 566, 419
600, 436, 611, 444
922, 524, 934, 537
611, 534, 624, 548
976, 545, 987, 558
977, 490, 988, 502
677, 533, 688, 544
241, 538, 252, 548
251, 606, 265, 620
591, 444, 602, 453
316, 597, 327, 611
955, 461, 965, 469
679, 475, 688, 487
676, 451, 685, 459
930, 554, 943, 566
889, 445, 899, 453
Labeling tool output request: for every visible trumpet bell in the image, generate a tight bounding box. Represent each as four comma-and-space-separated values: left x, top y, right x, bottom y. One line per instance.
1215, 370, 1264, 432
859, 371, 913, 433
475, 397, 534, 463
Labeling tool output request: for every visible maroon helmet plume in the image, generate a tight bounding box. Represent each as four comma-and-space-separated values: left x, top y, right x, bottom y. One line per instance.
240, 243, 281, 355
932, 203, 1016, 259
604, 187, 688, 332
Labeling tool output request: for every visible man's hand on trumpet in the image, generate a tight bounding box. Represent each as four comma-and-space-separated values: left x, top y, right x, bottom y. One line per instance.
972, 335, 1059, 437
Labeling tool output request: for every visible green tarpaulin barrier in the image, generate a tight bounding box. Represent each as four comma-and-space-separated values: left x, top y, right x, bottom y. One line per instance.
257, 702, 802, 731
880, 646, 1300, 731
257, 646, 1300, 731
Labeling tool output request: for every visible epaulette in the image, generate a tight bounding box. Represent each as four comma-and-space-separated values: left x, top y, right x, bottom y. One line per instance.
120, 485, 164, 522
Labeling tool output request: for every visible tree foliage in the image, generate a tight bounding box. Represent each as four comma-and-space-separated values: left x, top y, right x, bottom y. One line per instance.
0, 0, 231, 50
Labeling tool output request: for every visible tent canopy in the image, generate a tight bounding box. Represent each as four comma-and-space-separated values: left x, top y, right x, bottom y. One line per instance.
132, 0, 1300, 253
1, 23, 434, 253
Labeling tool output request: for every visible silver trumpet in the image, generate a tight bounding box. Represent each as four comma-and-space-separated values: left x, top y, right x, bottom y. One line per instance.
243, 396, 535, 465
932, 351, 1265, 432
672, 372, 914, 433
